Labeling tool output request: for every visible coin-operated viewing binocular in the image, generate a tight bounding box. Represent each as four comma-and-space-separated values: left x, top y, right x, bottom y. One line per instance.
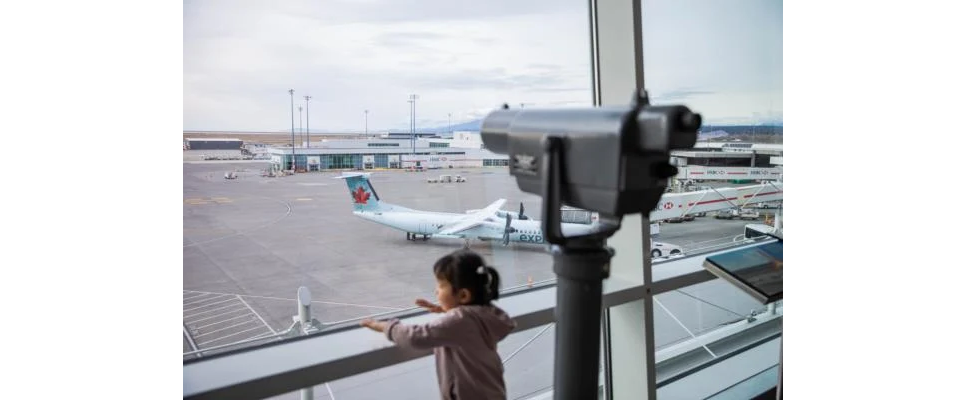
481, 90, 701, 228
479, 90, 701, 400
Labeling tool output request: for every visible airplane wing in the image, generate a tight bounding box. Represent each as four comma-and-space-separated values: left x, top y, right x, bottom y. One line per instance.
436, 199, 507, 235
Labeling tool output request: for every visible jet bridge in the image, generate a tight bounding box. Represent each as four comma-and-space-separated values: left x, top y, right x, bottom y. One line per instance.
650, 181, 783, 222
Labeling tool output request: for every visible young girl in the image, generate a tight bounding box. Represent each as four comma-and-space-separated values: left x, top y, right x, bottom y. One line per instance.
361, 249, 517, 400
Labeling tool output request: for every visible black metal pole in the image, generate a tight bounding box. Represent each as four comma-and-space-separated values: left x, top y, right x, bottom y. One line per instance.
289, 89, 296, 172
304, 95, 311, 150
552, 241, 612, 400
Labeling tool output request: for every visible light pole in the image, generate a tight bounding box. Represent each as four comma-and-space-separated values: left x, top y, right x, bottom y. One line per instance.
298, 105, 303, 148
448, 113, 452, 133
304, 95, 311, 149
289, 89, 296, 172
408, 94, 419, 155
407, 98, 413, 156
364, 109, 369, 135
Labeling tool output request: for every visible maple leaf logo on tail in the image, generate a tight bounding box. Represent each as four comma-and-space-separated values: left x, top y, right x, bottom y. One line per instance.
353, 186, 371, 204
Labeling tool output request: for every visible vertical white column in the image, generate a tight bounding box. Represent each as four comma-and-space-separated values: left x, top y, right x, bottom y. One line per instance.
591, 0, 658, 399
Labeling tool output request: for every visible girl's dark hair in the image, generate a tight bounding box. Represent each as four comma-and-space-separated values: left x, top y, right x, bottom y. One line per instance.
433, 249, 501, 305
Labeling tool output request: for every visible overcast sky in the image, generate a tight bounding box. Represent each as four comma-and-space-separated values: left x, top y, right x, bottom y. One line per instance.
184, 0, 782, 132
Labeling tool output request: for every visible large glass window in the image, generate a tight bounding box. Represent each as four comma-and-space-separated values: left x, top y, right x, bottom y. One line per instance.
642, 0, 782, 258
642, 0, 783, 395
183, 0, 591, 377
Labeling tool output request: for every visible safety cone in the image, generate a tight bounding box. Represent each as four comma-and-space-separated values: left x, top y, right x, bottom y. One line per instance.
527, 276, 533, 288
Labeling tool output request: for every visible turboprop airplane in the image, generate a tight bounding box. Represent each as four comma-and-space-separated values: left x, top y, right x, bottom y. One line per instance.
335, 173, 600, 246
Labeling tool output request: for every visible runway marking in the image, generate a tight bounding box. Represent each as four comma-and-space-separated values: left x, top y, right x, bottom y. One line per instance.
193, 319, 259, 339
295, 198, 313, 201
184, 303, 247, 320
183, 292, 215, 301
195, 313, 256, 330
184, 197, 234, 205
237, 294, 277, 334
196, 325, 270, 347
183, 295, 234, 311
184, 289, 404, 311
183, 290, 279, 350
185, 307, 249, 325
183, 297, 238, 312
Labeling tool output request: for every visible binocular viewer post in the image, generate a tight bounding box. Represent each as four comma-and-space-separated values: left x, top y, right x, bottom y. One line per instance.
480, 90, 701, 399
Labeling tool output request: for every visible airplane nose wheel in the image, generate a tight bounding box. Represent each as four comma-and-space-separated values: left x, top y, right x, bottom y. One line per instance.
406, 233, 430, 241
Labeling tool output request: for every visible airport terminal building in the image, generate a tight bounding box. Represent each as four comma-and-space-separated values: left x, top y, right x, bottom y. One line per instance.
671, 142, 784, 183
265, 132, 509, 171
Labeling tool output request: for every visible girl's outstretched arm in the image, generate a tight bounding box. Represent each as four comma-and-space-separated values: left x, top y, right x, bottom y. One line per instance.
414, 298, 444, 313
361, 311, 471, 349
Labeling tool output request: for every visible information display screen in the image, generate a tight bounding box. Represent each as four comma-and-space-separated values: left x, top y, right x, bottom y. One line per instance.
703, 241, 782, 304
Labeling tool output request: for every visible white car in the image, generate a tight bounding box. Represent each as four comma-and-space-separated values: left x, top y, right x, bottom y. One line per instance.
739, 208, 761, 220
651, 240, 684, 258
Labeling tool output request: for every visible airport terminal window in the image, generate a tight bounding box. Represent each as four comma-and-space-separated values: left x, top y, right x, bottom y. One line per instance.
183, 0, 592, 387
643, 0, 782, 258
641, 0, 783, 392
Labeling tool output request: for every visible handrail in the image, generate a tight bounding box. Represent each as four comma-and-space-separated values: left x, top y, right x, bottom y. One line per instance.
184, 241, 778, 400
183, 278, 559, 359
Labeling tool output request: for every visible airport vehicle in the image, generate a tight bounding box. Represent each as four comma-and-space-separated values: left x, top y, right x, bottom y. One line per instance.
336, 173, 599, 245
651, 240, 684, 258
738, 208, 761, 220
427, 175, 467, 183
715, 209, 738, 219
224, 171, 237, 179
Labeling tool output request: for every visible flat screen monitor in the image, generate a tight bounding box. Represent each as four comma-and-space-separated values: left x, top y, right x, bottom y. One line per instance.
703, 241, 782, 304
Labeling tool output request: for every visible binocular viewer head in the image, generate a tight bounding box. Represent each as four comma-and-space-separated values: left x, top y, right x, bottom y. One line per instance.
480, 91, 701, 219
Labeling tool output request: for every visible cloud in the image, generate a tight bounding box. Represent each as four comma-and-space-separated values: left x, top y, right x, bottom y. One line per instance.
651, 88, 715, 102
374, 31, 447, 50
402, 68, 567, 91
184, 0, 781, 131
271, 0, 583, 25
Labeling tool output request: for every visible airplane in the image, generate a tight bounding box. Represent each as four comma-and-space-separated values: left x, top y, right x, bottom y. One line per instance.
335, 173, 601, 246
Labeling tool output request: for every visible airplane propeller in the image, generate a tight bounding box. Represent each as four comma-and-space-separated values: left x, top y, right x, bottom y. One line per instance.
503, 213, 515, 245
518, 202, 528, 220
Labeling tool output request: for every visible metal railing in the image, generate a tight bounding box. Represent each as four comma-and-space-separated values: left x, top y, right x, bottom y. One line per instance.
183, 278, 559, 360
184, 240, 782, 400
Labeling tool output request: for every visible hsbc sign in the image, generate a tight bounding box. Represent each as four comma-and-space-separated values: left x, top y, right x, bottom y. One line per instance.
681, 166, 782, 180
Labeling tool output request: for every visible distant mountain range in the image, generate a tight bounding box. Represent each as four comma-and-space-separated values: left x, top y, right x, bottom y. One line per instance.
401, 119, 483, 134
411, 119, 783, 137
191, 118, 782, 136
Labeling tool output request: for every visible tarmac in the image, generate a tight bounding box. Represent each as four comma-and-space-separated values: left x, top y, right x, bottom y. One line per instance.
184, 162, 777, 399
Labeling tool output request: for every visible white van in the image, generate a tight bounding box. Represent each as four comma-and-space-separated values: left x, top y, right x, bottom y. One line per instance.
739, 208, 760, 220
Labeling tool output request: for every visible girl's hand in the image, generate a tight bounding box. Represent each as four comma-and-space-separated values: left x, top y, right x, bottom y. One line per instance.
415, 298, 444, 313
360, 319, 387, 332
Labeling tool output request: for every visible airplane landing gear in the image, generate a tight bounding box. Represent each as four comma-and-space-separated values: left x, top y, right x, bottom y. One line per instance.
407, 233, 430, 241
